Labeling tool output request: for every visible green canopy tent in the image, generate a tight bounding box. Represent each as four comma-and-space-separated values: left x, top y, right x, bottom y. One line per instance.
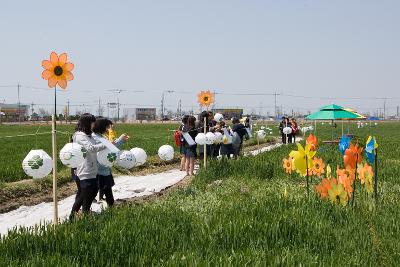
306, 104, 360, 140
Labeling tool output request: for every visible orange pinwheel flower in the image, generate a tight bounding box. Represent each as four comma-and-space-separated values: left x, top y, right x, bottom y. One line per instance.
306, 134, 318, 151
337, 166, 355, 183
311, 157, 325, 177
338, 173, 353, 195
315, 178, 336, 199
197, 90, 214, 107
282, 157, 294, 174
343, 143, 363, 169
357, 163, 373, 185
41, 52, 74, 89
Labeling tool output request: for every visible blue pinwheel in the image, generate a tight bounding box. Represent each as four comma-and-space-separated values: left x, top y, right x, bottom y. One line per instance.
365, 136, 378, 164
339, 135, 351, 155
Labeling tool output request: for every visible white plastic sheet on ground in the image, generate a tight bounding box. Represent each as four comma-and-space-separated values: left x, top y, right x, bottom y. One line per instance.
0, 170, 186, 237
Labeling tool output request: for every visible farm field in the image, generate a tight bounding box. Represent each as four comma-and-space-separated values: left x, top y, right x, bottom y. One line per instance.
0, 123, 179, 183
1, 122, 399, 265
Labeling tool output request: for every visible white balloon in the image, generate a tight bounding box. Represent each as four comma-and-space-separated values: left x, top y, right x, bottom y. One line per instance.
257, 130, 266, 139
214, 113, 224, 122
130, 147, 147, 166
97, 148, 118, 168
59, 143, 86, 168
195, 133, 207, 145
22, 149, 53, 179
205, 132, 216, 145
283, 127, 292, 134
116, 150, 136, 169
214, 132, 223, 144
158, 145, 175, 161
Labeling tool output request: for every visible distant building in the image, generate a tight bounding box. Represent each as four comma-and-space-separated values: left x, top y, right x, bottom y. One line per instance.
212, 108, 243, 120
123, 108, 157, 121
0, 103, 29, 121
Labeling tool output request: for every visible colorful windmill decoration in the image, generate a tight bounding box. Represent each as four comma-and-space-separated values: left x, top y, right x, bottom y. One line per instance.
339, 135, 351, 155
365, 136, 378, 164
41, 52, 74, 89
197, 90, 214, 108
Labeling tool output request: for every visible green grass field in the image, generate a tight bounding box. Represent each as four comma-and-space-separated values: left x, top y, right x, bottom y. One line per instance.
0, 123, 179, 183
0, 122, 399, 265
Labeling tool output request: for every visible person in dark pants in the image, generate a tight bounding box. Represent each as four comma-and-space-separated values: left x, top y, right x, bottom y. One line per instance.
279, 117, 287, 144
231, 117, 249, 157
291, 118, 298, 143
70, 114, 106, 219
92, 117, 129, 207
182, 116, 198, 176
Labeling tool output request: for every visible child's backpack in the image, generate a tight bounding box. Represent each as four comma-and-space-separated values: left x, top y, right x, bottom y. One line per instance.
174, 130, 182, 146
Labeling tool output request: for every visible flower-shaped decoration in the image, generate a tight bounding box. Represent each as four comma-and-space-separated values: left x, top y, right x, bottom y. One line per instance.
339, 135, 351, 155
315, 178, 336, 199
311, 157, 325, 177
338, 172, 353, 195
197, 90, 214, 107
326, 164, 332, 178
28, 155, 44, 170
343, 143, 363, 169
365, 136, 378, 164
357, 163, 374, 189
337, 166, 355, 183
328, 182, 348, 206
41, 52, 74, 89
289, 143, 316, 176
306, 134, 318, 151
282, 157, 295, 174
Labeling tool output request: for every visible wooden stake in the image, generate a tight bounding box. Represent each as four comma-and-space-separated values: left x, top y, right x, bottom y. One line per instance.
203, 117, 207, 169
52, 86, 58, 224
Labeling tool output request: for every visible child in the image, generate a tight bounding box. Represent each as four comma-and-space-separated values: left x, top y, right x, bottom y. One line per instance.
182, 116, 198, 176
231, 117, 249, 157
92, 117, 129, 207
219, 121, 234, 158
179, 115, 189, 171
70, 114, 106, 219
291, 118, 298, 143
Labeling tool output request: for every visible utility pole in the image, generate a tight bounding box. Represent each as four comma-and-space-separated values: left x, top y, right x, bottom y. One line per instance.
383, 98, 387, 120
98, 97, 101, 116
161, 92, 164, 119
117, 96, 120, 122
17, 84, 21, 124
67, 100, 70, 123
273, 92, 280, 119
397, 105, 399, 118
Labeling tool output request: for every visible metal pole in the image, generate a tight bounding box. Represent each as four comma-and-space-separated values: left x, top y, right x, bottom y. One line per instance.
52, 86, 58, 225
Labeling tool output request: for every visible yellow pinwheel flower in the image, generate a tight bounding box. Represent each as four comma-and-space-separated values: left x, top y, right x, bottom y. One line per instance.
328, 182, 348, 206
289, 143, 316, 176
326, 164, 332, 178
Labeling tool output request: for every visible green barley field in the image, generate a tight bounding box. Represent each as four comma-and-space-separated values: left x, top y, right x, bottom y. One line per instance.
0, 122, 399, 265
0, 123, 179, 183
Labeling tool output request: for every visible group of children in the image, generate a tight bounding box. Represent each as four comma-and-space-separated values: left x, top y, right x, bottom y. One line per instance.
178, 111, 250, 176
279, 116, 298, 144
70, 113, 129, 219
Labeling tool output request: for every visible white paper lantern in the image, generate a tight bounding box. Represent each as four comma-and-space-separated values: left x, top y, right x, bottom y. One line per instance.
59, 143, 86, 168
205, 132, 216, 145
257, 130, 266, 139
22, 149, 53, 179
195, 133, 207, 145
130, 147, 147, 166
158, 145, 174, 161
261, 126, 266, 130
214, 132, 223, 144
283, 127, 292, 135
214, 113, 224, 122
116, 150, 136, 169
97, 148, 118, 168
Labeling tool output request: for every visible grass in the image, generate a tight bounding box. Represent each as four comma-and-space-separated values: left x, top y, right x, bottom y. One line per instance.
0, 122, 399, 265
0, 123, 179, 183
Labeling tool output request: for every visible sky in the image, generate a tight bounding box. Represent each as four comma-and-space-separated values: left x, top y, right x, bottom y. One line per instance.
0, 0, 399, 116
